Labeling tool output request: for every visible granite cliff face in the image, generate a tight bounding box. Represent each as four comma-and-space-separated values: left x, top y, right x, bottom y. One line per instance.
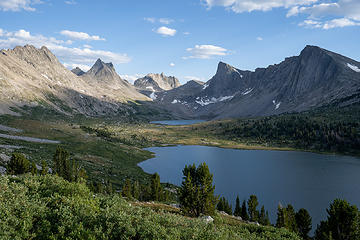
134, 73, 180, 92
150, 46, 360, 119
0, 45, 149, 116
71, 67, 85, 76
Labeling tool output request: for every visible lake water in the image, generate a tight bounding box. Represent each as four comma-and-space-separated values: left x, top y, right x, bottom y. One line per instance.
139, 145, 360, 232
150, 120, 206, 125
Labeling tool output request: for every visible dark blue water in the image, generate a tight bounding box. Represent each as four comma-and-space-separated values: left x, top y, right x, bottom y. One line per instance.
150, 120, 206, 125
138, 145, 360, 232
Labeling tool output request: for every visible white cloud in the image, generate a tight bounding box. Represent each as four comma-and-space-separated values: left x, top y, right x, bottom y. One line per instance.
202, 0, 317, 13
0, 0, 43, 11
144, 17, 174, 24
184, 44, 229, 59
83, 44, 92, 49
119, 74, 144, 84
184, 76, 203, 81
64, 0, 76, 4
159, 18, 174, 24
0, 29, 4, 37
60, 30, 105, 41
256, 36, 263, 40
299, 17, 360, 29
155, 26, 177, 37
0, 29, 131, 69
63, 63, 90, 71
288, 0, 360, 29
170, 62, 175, 67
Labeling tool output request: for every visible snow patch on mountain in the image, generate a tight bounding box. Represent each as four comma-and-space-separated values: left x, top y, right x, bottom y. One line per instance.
202, 84, 209, 90
150, 92, 157, 100
196, 95, 234, 106
347, 63, 360, 73
242, 88, 253, 95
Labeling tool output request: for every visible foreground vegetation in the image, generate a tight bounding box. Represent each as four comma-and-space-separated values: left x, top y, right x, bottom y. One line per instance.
0, 173, 301, 240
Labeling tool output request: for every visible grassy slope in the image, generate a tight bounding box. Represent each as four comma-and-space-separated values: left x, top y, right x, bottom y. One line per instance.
0, 174, 300, 240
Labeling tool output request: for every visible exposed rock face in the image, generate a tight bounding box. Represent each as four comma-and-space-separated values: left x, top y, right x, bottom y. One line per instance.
71, 67, 85, 76
0, 45, 149, 116
134, 73, 181, 92
149, 45, 360, 119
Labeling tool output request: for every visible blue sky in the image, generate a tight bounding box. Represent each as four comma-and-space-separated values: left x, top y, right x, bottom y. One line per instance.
0, 0, 359, 84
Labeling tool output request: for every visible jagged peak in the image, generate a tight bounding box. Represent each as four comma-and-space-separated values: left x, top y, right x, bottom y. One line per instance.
89, 58, 115, 73
216, 61, 238, 75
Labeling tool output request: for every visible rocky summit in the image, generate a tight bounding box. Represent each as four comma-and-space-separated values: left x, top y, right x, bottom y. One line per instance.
149, 45, 360, 119
134, 73, 181, 92
0, 45, 149, 117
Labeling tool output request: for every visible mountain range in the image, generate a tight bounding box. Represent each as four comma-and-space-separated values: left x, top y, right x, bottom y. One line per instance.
0, 45, 359, 119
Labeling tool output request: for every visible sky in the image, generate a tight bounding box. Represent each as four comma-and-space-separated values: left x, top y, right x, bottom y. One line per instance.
0, 0, 359, 84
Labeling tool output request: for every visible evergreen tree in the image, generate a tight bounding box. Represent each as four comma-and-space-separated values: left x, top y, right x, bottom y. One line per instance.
276, 204, 286, 228
217, 197, 232, 215
265, 210, 271, 226
241, 200, 249, 221
179, 163, 218, 217
259, 205, 266, 225
122, 178, 132, 199
132, 180, 140, 200
40, 160, 48, 175
285, 204, 298, 233
234, 195, 241, 217
247, 195, 259, 222
295, 208, 312, 240
53, 147, 86, 182
151, 173, 162, 201
7, 153, 30, 175
31, 161, 37, 175
315, 199, 360, 240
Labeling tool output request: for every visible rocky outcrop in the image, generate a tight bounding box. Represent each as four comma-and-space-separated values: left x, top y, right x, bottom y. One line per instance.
134, 73, 181, 92
71, 67, 85, 76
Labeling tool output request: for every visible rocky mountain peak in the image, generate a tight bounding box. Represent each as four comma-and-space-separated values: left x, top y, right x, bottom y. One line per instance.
71, 67, 85, 76
134, 73, 181, 91
216, 62, 238, 76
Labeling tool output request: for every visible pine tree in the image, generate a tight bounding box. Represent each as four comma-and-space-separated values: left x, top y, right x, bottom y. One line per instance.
265, 210, 271, 226
295, 208, 312, 239
151, 173, 162, 201
31, 161, 37, 175
276, 204, 286, 228
259, 205, 266, 225
285, 204, 298, 233
217, 197, 232, 215
315, 199, 360, 240
132, 180, 140, 200
241, 200, 249, 221
40, 160, 48, 175
179, 163, 217, 217
234, 195, 241, 217
7, 153, 30, 175
247, 195, 259, 222
122, 179, 132, 198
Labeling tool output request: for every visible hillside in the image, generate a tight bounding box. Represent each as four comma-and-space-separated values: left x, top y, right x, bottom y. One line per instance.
0, 45, 151, 117
0, 173, 300, 240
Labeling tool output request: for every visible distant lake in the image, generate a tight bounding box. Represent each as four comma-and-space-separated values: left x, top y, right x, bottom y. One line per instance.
150, 120, 206, 125
139, 145, 360, 233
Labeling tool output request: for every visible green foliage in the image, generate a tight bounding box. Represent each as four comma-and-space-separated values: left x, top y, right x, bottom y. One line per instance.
241, 200, 249, 221
31, 161, 37, 175
234, 195, 241, 217
276, 204, 298, 233
295, 208, 312, 239
315, 199, 360, 240
132, 180, 140, 200
179, 163, 218, 217
7, 153, 30, 175
0, 174, 301, 240
217, 197, 232, 215
40, 160, 48, 175
247, 195, 259, 222
259, 206, 271, 226
122, 178, 132, 199
151, 173, 163, 201
53, 146, 86, 182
